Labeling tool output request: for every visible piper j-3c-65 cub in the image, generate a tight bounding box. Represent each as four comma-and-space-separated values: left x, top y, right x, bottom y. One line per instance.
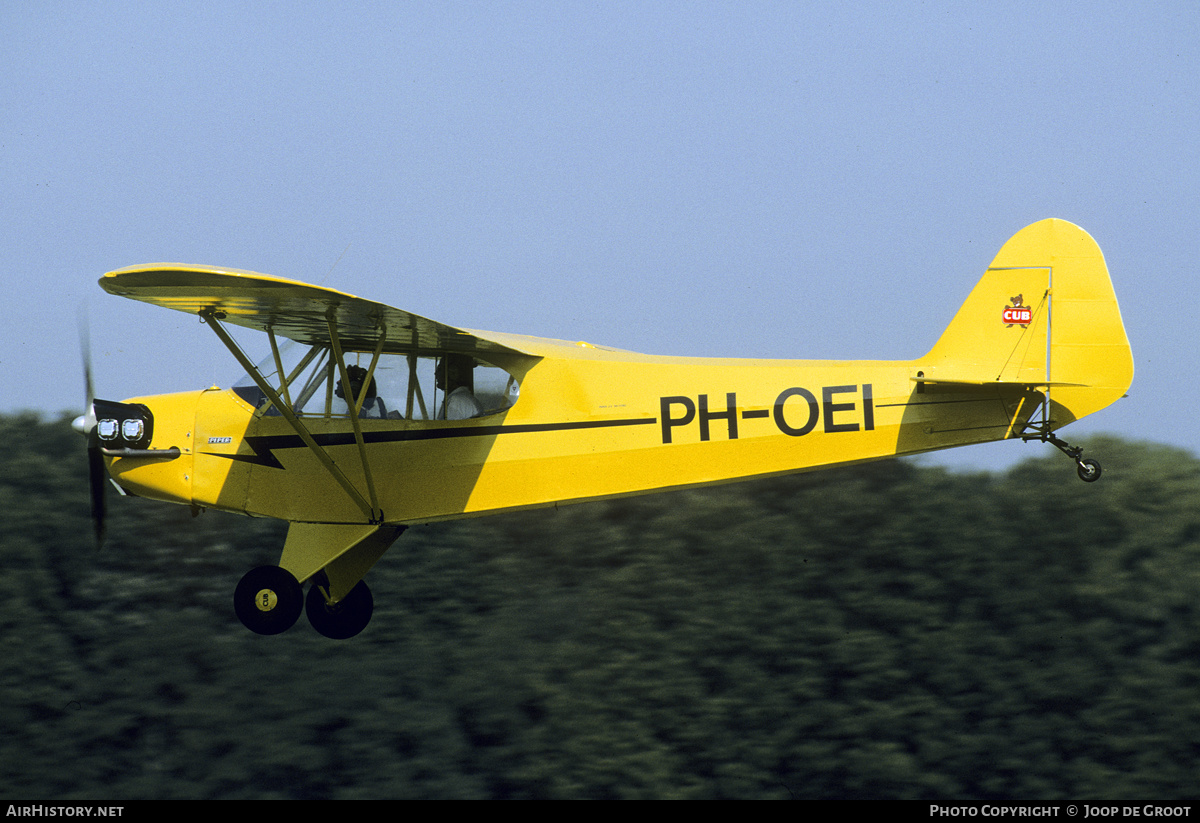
78, 219, 1133, 639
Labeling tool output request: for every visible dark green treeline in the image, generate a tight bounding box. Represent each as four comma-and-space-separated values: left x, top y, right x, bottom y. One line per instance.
2, 413, 1198, 799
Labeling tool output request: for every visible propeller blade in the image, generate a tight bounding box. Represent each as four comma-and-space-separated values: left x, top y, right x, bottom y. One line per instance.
79, 309, 105, 547
88, 433, 107, 546
79, 310, 97, 433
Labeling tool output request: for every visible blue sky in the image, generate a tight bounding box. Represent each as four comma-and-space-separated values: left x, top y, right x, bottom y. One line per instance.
3, 2, 1196, 472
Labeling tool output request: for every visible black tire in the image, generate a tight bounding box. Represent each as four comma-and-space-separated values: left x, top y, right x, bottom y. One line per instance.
234, 566, 303, 635
1077, 459, 1102, 483
306, 580, 373, 640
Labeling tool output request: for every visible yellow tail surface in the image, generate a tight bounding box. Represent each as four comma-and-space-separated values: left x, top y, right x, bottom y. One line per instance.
920, 218, 1133, 429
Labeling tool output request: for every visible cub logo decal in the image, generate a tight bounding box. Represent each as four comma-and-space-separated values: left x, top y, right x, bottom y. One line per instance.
1003, 294, 1032, 327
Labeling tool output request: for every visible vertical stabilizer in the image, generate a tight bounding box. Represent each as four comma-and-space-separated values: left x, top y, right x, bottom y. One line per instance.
921, 219, 1132, 428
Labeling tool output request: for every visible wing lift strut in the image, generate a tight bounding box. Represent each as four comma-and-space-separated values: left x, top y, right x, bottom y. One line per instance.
201, 308, 384, 523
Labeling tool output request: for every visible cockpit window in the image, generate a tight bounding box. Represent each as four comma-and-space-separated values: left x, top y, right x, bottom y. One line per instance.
233, 342, 519, 420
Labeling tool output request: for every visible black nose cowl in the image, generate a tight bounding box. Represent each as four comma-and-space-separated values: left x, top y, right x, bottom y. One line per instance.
92, 399, 154, 451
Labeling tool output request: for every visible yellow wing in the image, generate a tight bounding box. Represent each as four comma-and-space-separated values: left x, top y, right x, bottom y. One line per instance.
100, 264, 538, 360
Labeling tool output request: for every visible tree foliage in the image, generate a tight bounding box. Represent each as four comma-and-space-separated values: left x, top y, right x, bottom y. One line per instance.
2, 414, 1198, 798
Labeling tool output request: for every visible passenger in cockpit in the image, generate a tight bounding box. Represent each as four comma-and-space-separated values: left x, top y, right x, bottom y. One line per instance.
436, 355, 484, 419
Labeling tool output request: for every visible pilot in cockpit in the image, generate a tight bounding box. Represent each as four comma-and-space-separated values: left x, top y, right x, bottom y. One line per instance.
335, 364, 387, 418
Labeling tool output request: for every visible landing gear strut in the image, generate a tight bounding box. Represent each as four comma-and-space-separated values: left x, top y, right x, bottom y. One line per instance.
1022, 431, 1102, 482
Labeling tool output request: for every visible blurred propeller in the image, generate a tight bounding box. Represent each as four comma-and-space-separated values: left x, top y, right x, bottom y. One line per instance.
76, 311, 106, 546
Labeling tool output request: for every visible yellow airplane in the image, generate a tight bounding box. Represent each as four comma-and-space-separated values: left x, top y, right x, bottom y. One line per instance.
79, 218, 1132, 639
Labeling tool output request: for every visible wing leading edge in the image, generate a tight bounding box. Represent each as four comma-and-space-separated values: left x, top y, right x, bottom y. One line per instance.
100, 264, 537, 361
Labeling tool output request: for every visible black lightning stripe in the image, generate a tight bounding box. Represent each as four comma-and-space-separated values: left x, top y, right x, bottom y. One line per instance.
204, 417, 658, 469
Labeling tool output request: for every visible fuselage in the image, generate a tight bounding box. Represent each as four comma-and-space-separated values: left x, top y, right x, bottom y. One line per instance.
105, 340, 1043, 527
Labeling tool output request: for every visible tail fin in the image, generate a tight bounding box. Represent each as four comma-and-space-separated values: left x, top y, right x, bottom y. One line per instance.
920, 219, 1133, 427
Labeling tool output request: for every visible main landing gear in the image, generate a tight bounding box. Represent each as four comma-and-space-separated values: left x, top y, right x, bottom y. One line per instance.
1022, 431, 1102, 482
233, 566, 374, 639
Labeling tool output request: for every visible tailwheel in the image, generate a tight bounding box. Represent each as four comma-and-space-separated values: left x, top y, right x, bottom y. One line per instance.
234, 566, 303, 635
1022, 431, 1104, 483
1077, 458, 1102, 483
306, 579, 373, 640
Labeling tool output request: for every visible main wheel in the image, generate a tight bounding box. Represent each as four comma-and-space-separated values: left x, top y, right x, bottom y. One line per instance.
234, 566, 303, 635
1077, 459, 1102, 482
306, 580, 373, 640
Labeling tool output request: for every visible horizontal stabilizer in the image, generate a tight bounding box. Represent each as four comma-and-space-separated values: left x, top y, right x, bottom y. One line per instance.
911, 375, 1085, 388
